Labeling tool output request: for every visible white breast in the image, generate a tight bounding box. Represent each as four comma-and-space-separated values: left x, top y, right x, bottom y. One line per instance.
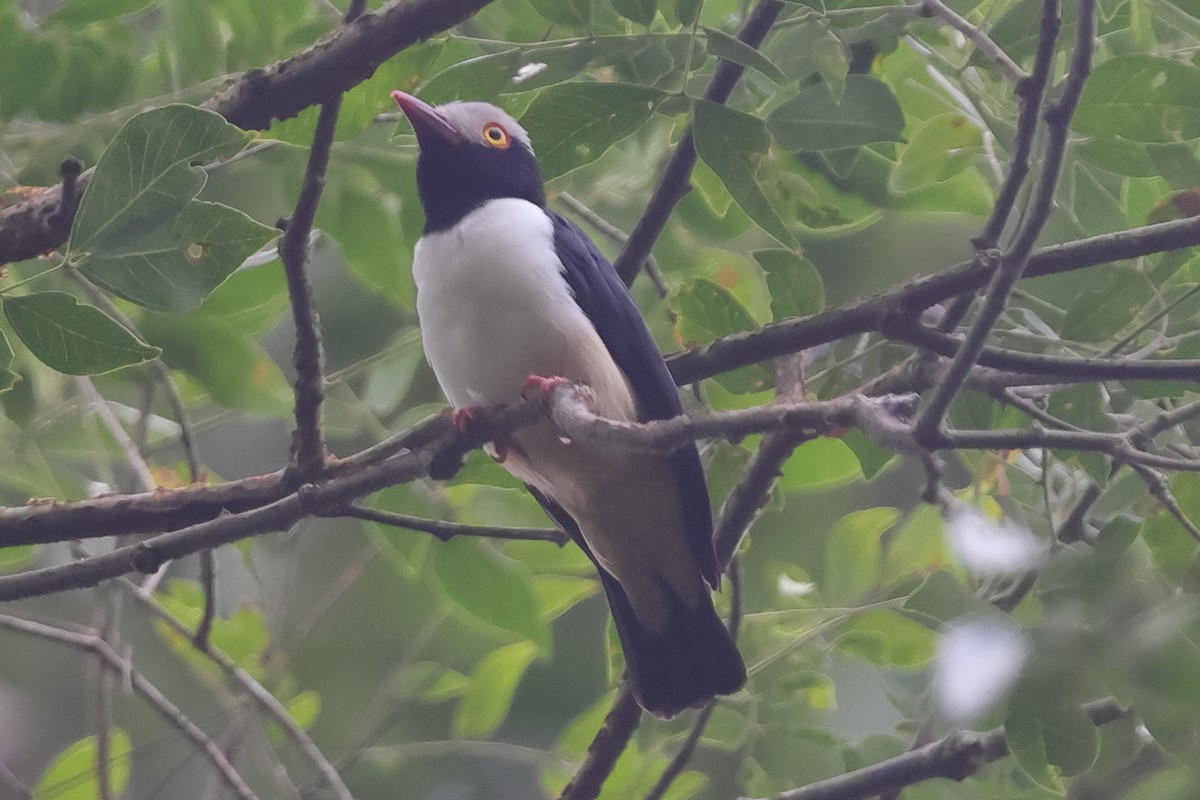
413, 198, 635, 419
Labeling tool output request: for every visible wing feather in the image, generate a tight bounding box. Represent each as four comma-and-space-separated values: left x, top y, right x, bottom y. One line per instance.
550, 214, 719, 588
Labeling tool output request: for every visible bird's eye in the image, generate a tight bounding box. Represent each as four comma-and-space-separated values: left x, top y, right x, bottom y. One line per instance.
482, 123, 510, 149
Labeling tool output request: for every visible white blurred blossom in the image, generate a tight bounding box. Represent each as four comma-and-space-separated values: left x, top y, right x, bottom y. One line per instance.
946, 508, 1046, 576
933, 616, 1028, 722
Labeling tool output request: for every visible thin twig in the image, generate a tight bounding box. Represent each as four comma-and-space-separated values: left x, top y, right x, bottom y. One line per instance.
0, 613, 260, 800
932, 0, 1061, 333
279, 98, 341, 479
920, 0, 1026, 86
556, 686, 643, 800
119, 580, 354, 800
557, 193, 669, 298
742, 699, 1125, 800
666, 214, 1200, 385
338, 505, 569, 544
912, 0, 1097, 445
75, 377, 156, 492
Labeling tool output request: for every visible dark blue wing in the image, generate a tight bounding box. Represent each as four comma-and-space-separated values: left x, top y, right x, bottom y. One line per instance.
550, 213, 718, 588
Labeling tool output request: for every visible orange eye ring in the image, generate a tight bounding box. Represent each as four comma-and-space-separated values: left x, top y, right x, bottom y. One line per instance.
482, 122, 510, 149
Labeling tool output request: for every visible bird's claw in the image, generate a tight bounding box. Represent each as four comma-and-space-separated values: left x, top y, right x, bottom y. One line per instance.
452, 406, 515, 463
451, 405, 485, 435
521, 374, 571, 401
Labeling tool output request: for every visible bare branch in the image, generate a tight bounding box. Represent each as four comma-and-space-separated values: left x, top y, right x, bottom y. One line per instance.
0, 613, 260, 800
0, 0, 497, 266
557, 686, 643, 800
119, 580, 354, 800
741, 699, 1126, 800
279, 95, 342, 478
546, 383, 919, 455
337, 505, 569, 545
920, 0, 1026, 87
912, 0, 1097, 443
666, 215, 1200, 385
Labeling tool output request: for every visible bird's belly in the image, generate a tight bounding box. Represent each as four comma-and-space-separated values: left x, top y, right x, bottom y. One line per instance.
413, 199, 634, 417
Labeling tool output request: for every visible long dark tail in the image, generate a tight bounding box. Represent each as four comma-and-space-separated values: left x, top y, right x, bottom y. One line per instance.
525, 484, 745, 717
596, 568, 745, 718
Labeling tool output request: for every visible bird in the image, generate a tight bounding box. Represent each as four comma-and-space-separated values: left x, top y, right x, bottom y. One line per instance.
391, 90, 745, 718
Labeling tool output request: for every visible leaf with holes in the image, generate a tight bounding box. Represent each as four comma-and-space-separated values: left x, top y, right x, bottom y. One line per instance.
79, 201, 277, 313
694, 100, 798, 248
3, 291, 159, 375
69, 104, 249, 254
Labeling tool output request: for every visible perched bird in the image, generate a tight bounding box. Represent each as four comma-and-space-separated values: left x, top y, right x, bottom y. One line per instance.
392, 90, 745, 717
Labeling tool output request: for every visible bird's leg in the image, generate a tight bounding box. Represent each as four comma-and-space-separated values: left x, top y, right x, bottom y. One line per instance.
450, 406, 515, 464
521, 374, 571, 401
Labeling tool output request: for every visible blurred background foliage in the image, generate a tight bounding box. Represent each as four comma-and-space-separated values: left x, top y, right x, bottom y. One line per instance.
2, 0, 1200, 798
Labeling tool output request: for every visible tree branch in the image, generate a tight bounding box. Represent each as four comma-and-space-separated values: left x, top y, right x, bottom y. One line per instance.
613, 0, 786, 286
556, 686, 643, 800
912, 0, 1097, 444
119, 579, 354, 800
740, 699, 1126, 800
0, 0, 497, 266
920, 0, 1026, 87
0, 613, 260, 800
337, 505, 569, 544
666, 214, 1200, 385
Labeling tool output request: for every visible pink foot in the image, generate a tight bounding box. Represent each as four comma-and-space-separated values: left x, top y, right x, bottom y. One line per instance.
521, 374, 571, 401
452, 406, 518, 463
451, 405, 484, 435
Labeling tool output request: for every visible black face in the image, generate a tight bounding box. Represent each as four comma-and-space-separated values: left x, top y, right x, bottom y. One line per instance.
391, 92, 546, 234
414, 136, 545, 233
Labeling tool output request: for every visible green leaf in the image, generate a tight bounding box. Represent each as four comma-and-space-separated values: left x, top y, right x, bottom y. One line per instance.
434, 538, 551, 650
529, 0, 591, 25
534, 575, 599, 622
822, 507, 900, 605
1075, 55, 1200, 143
1060, 265, 1153, 342
0, 331, 18, 394
1006, 680, 1099, 793
453, 640, 540, 736
2, 291, 159, 375
982, 0, 1078, 66
0, 544, 36, 572
704, 26, 787, 84
285, 690, 321, 731
33, 729, 132, 800
753, 249, 825, 320
768, 75, 906, 152
891, 113, 983, 192
838, 609, 936, 667
779, 437, 863, 491
47, 0, 158, 25
79, 201, 277, 312
693, 100, 799, 248
521, 83, 666, 180
138, 312, 291, 415
673, 277, 772, 394
612, 0, 658, 25
69, 104, 250, 254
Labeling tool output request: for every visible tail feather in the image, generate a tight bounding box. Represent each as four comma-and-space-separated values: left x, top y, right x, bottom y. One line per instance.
524, 484, 745, 717
596, 568, 745, 718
